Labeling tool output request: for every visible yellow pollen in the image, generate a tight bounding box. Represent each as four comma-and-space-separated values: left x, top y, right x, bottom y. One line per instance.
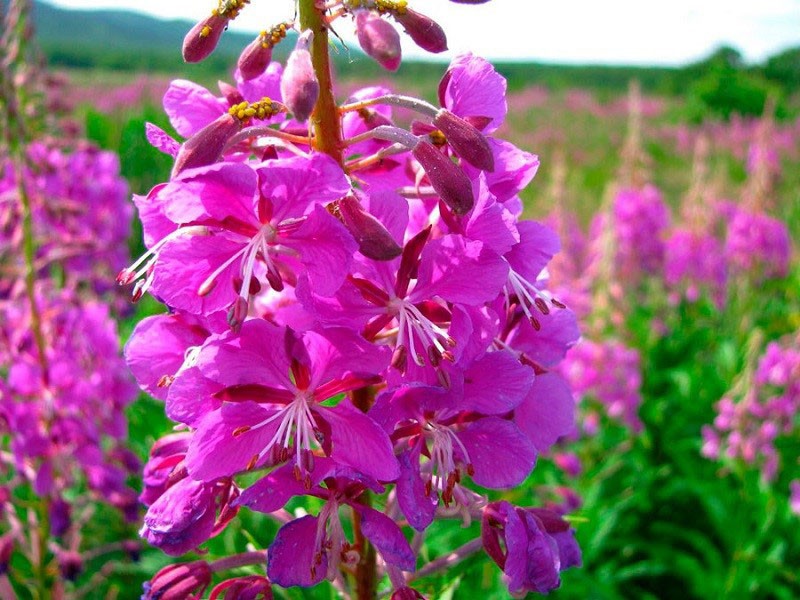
200, 25, 212, 38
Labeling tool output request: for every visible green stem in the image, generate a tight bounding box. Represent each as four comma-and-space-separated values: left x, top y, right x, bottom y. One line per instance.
297, 0, 343, 164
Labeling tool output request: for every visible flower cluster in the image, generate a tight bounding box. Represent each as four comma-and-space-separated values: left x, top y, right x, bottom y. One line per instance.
0, 0, 140, 589
702, 334, 800, 484
0, 140, 132, 300
126, 2, 582, 594
559, 338, 643, 435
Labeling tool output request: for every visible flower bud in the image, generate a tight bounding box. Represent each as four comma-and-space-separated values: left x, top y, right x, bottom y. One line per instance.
337, 195, 402, 260
433, 109, 494, 171
49, 496, 72, 537
280, 31, 319, 122
172, 113, 242, 177
238, 36, 274, 81
57, 550, 83, 582
412, 141, 474, 214
183, 13, 229, 63
391, 586, 426, 600
218, 80, 245, 106
209, 575, 273, 600
356, 11, 402, 71
394, 8, 447, 53
142, 561, 212, 600
0, 534, 13, 576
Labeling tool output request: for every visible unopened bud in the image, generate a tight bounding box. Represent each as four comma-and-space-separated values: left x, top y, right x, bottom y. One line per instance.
391, 586, 426, 600
412, 141, 474, 214
280, 31, 319, 122
172, 113, 242, 176
433, 109, 494, 171
0, 534, 13, 576
183, 13, 228, 63
57, 550, 83, 582
209, 575, 273, 600
394, 8, 447, 53
218, 80, 245, 106
337, 195, 402, 260
238, 35, 274, 81
356, 11, 402, 71
142, 561, 213, 600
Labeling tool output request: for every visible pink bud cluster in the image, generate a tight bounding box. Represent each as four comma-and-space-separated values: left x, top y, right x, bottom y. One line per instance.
702, 334, 800, 485
127, 3, 583, 593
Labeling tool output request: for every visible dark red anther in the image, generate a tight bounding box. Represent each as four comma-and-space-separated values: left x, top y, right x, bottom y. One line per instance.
551, 297, 567, 309
391, 345, 408, 373
227, 297, 248, 332
534, 297, 550, 315
266, 264, 284, 292
529, 315, 541, 331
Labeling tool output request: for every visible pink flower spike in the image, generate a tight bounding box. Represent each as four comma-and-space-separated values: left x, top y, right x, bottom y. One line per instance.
356, 11, 402, 71
280, 31, 319, 122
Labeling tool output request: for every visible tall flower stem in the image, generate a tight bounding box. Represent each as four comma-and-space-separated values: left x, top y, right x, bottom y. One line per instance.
298, 0, 343, 164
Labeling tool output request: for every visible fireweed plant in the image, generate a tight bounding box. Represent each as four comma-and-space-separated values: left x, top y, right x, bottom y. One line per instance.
121, 0, 582, 597
1, 1, 140, 597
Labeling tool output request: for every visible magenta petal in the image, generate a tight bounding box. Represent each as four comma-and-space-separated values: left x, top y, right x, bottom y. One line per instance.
462, 351, 534, 414
198, 320, 292, 390
443, 53, 507, 133
236, 61, 284, 104
303, 328, 389, 390
465, 139, 539, 203
412, 235, 508, 305
140, 478, 216, 556
163, 79, 227, 138
133, 184, 174, 248
458, 417, 536, 488
237, 464, 316, 513
124, 313, 208, 401
186, 402, 281, 481
255, 154, 350, 222
464, 177, 519, 254
282, 205, 357, 296
317, 402, 400, 481
352, 504, 416, 571
396, 446, 436, 531
145, 122, 180, 157
165, 367, 223, 427
152, 234, 243, 315
509, 308, 580, 368
505, 220, 560, 282
169, 162, 258, 227
268, 515, 327, 587
514, 373, 574, 454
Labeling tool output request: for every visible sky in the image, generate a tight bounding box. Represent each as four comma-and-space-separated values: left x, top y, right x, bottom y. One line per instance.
48, 0, 800, 65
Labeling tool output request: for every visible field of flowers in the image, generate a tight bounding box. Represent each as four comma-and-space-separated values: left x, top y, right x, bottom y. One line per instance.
2, 0, 798, 598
